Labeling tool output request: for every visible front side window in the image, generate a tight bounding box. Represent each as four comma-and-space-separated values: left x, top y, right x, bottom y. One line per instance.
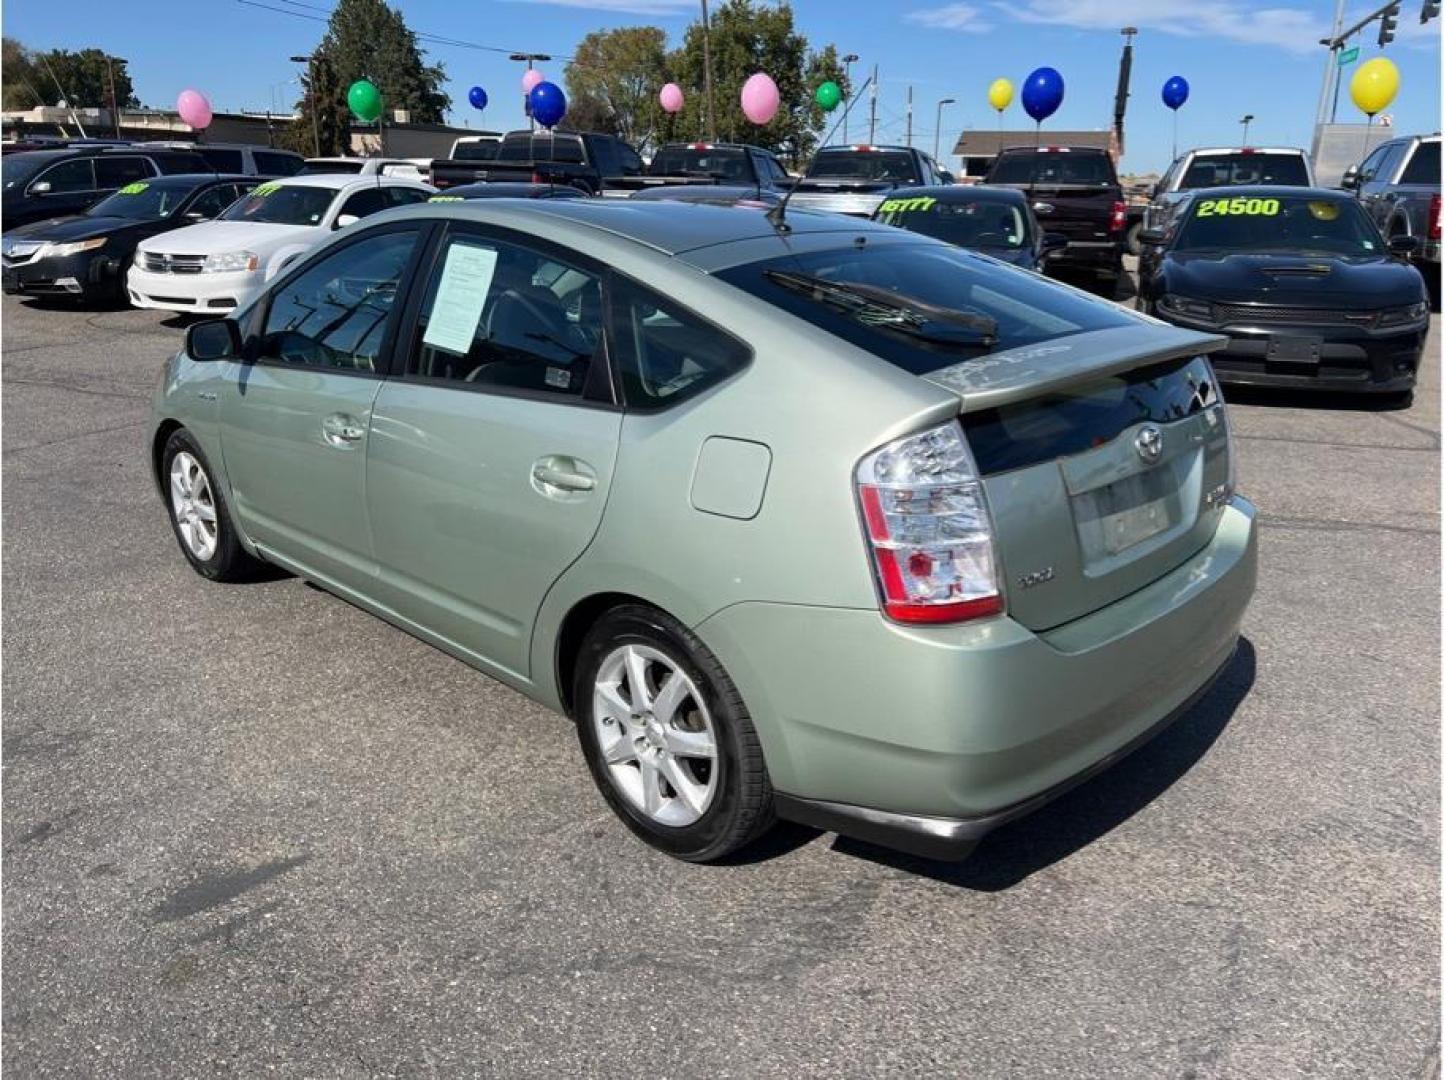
36, 158, 95, 193
384, 186, 429, 208
409, 233, 605, 398
1174, 194, 1380, 256
185, 183, 245, 220
609, 277, 749, 408
197, 147, 244, 172
259, 229, 419, 372
718, 239, 1134, 376
254, 151, 304, 176
221, 183, 335, 225
95, 157, 153, 188
338, 187, 387, 222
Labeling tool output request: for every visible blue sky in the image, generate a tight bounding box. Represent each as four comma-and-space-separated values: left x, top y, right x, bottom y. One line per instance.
5, 0, 1440, 171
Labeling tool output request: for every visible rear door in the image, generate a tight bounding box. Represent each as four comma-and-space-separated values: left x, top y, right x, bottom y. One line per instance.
365, 224, 621, 678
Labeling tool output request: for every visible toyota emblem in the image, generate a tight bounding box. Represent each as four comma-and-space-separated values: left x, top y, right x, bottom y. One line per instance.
1134, 424, 1164, 465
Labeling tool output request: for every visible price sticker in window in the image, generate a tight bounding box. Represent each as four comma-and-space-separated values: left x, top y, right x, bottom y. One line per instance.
118, 182, 149, 195
1195, 197, 1280, 217
252, 182, 282, 197
878, 196, 937, 215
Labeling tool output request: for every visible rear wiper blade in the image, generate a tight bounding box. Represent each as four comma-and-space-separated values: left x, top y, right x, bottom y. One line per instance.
764, 269, 999, 345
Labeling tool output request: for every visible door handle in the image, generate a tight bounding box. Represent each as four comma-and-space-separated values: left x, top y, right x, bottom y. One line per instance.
322, 413, 365, 446
531, 458, 596, 493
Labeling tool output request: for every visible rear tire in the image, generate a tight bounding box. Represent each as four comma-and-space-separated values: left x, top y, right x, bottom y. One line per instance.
162, 428, 263, 583
574, 604, 775, 862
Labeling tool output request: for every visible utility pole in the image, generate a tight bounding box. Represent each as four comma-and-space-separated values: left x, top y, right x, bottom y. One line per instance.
842, 53, 858, 143
105, 55, 125, 139
290, 54, 320, 157
700, 0, 716, 141
1113, 27, 1136, 160
1240, 114, 1255, 145
933, 97, 955, 161
510, 52, 552, 133
868, 64, 878, 144
905, 85, 913, 147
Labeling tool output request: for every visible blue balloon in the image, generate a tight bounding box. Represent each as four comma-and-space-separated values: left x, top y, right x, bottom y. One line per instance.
468, 85, 488, 111
528, 80, 567, 129
1161, 76, 1189, 111
1021, 66, 1065, 123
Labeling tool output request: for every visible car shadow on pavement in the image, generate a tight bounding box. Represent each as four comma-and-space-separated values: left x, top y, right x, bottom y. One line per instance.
822, 637, 1258, 890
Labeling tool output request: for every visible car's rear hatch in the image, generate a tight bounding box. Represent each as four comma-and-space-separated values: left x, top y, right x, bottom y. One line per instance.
925, 325, 1233, 631
985, 150, 1120, 243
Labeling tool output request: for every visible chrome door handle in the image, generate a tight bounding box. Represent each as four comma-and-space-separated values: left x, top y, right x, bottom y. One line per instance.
322, 413, 365, 446
532, 459, 596, 493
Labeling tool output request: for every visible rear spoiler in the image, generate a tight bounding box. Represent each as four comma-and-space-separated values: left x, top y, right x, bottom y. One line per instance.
923, 325, 1228, 413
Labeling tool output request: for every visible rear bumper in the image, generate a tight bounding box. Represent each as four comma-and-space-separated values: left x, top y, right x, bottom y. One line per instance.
1045, 239, 1125, 275
789, 191, 891, 217
695, 497, 1258, 859
127, 264, 262, 314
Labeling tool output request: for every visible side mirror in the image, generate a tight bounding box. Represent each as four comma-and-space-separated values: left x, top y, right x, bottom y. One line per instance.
29, 180, 52, 195
1388, 234, 1421, 256
1340, 165, 1360, 190
184, 210, 207, 221
185, 318, 242, 362
334, 213, 360, 229
1041, 231, 1069, 253
1139, 227, 1168, 247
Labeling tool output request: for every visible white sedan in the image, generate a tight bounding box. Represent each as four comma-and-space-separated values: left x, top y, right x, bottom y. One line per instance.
127, 174, 433, 315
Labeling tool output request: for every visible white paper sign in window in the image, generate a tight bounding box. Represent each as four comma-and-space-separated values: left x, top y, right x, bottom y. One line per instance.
422, 242, 498, 355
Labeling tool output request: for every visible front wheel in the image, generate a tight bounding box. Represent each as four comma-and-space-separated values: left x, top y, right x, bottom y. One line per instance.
162, 428, 263, 582
574, 605, 775, 862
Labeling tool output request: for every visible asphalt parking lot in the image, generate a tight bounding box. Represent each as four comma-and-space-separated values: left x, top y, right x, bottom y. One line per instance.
2, 290, 1438, 1077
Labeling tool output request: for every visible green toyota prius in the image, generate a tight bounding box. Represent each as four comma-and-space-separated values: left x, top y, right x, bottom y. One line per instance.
150, 198, 1257, 863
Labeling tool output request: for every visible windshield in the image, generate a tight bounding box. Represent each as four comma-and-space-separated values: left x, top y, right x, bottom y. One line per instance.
87, 180, 195, 220
875, 196, 1029, 250
650, 147, 751, 181
1179, 153, 1309, 188
1174, 194, 1380, 256
988, 151, 1114, 186
220, 183, 335, 226
2, 154, 47, 190
718, 239, 1134, 375
453, 141, 500, 162
806, 151, 918, 183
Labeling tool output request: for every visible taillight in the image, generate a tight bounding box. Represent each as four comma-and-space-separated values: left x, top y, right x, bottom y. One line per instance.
1430, 194, 1440, 241
855, 421, 1003, 624
1110, 200, 1127, 232
532, 170, 545, 184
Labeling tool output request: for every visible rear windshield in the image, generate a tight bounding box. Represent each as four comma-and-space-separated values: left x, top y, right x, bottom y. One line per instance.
1401, 141, 1439, 185
988, 150, 1115, 186
498, 134, 585, 163
1174, 194, 1378, 256
298, 160, 363, 175
875, 195, 1029, 250
649, 146, 751, 182
220, 183, 334, 225
453, 141, 500, 161
196, 147, 244, 172
1179, 153, 1309, 188
806, 151, 918, 183
717, 239, 1134, 376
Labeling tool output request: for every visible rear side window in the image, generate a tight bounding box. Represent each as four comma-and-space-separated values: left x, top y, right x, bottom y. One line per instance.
95, 156, 153, 187
197, 147, 244, 172
989, 151, 1115, 186
255, 151, 304, 176
1401, 141, 1439, 185
609, 276, 750, 408
1180, 153, 1308, 188
384, 186, 428, 207
453, 141, 500, 161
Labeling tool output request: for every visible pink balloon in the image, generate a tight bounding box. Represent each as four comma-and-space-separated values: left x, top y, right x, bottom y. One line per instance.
176, 88, 212, 131
659, 82, 684, 114
521, 69, 544, 94
740, 72, 779, 126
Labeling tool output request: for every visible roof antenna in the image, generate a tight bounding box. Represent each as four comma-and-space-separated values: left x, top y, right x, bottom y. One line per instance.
767, 72, 876, 234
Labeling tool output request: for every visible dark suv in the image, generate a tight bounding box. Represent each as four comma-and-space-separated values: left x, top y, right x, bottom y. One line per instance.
2, 146, 211, 230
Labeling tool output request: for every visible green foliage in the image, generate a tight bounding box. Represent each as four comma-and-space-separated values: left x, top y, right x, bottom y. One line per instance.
289, 0, 449, 153
564, 27, 668, 152
2, 39, 137, 111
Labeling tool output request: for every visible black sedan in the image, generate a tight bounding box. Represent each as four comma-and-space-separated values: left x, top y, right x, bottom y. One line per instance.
869, 185, 1065, 270
2, 174, 260, 303
428, 182, 589, 201
1138, 186, 1429, 397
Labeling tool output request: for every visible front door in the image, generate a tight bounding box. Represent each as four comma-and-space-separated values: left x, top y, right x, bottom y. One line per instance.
218, 224, 425, 590
366, 226, 621, 679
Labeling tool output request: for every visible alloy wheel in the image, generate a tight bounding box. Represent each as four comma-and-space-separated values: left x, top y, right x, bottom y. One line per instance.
169, 450, 219, 561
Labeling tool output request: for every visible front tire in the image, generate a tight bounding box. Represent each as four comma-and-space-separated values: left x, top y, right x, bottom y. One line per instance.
574, 605, 775, 862
162, 428, 262, 582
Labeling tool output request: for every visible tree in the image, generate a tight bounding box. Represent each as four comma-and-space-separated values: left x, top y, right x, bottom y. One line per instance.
667, 1, 847, 165
564, 27, 668, 152
2, 39, 137, 111
288, 0, 448, 155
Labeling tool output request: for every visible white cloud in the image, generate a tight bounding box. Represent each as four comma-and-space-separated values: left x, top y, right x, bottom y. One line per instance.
905, 4, 993, 32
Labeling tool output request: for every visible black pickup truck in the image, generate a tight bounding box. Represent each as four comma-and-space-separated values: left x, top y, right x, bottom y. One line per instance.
430, 130, 645, 194
604, 142, 791, 197
983, 145, 1128, 286
787, 144, 948, 217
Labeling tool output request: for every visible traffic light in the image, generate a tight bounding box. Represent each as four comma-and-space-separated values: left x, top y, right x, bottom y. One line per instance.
1378, 2, 1400, 45
1423, 0, 1440, 24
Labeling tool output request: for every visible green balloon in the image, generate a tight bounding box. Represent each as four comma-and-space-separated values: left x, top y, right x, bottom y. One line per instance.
815, 80, 842, 112
348, 79, 383, 123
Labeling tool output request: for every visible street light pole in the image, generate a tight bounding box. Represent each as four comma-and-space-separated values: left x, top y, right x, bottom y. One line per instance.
290, 54, 320, 157
933, 97, 955, 161
1240, 114, 1255, 145
700, 0, 716, 141
842, 53, 858, 143
868, 64, 878, 144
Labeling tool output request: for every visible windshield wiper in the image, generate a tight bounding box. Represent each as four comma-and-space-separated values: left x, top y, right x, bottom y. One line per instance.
764, 269, 999, 347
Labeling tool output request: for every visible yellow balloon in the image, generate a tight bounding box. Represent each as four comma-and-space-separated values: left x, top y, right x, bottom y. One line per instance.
1350, 56, 1400, 117
988, 77, 1014, 113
